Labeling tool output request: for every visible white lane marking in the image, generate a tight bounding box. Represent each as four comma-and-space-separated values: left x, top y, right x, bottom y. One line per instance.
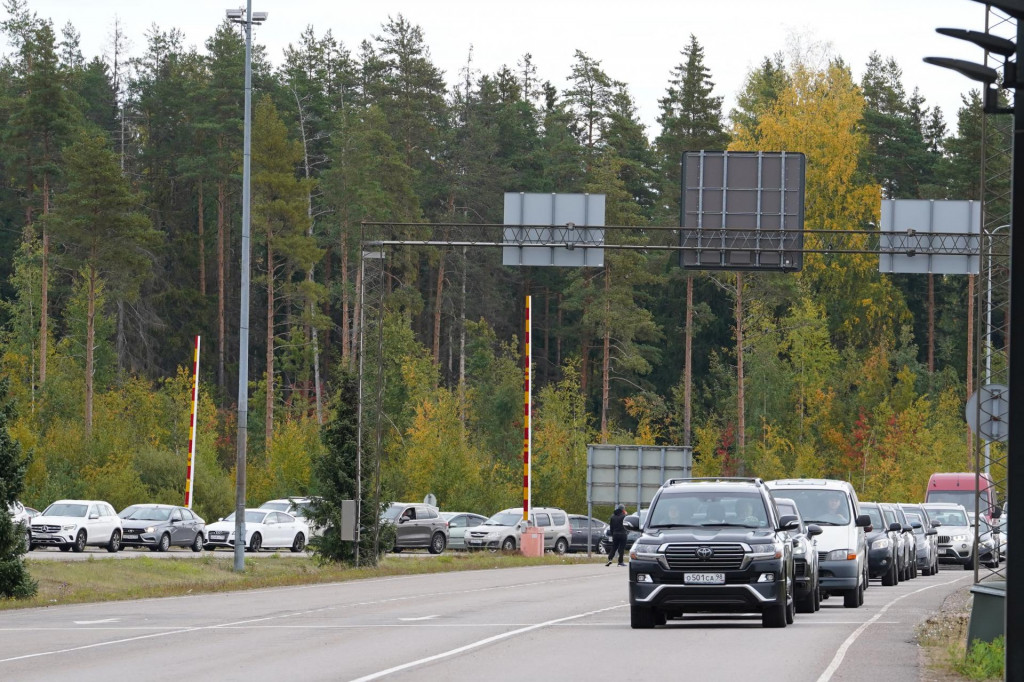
73, 619, 119, 625
816, 574, 971, 682
398, 615, 438, 621
349, 605, 625, 682
0, 573, 609, 664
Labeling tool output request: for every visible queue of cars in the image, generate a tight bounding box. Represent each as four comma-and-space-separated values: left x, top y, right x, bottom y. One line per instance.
624, 477, 998, 630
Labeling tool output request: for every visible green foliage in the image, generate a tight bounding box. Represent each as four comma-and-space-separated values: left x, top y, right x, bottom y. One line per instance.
0, 376, 36, 598
951, 636, 1004, 680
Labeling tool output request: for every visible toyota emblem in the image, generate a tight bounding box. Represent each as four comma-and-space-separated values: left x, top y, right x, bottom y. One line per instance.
695, 546, 714, 560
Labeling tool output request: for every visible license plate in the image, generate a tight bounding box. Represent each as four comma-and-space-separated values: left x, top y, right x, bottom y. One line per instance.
468, 540, 482, 545
34, 533, 52, 539
684, 572, 725, 585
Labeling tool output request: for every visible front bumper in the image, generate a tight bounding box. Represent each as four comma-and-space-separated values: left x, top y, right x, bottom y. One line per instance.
629, 558, 786, 613
867, 547, 895, 578
793, 558, 814, 595
121, 530, 160, 547
818, 558, 860, 592
938, 544, 972, 564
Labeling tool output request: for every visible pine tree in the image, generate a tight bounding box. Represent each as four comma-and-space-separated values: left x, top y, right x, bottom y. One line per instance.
0, 376, 36, 598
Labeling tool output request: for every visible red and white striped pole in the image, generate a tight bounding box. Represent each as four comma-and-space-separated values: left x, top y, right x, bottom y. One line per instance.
184, 335, 201, 509
523, 296, 531, 522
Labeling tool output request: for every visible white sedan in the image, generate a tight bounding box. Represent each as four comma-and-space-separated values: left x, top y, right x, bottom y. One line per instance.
204, 509, 309, 552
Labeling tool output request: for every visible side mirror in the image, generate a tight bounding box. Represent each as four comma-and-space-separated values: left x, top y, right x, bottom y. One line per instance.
89, 514, 99, 520
806, 524, 823, 538
902, 524, 913, 533
931, 520, 942, 528
218, 517, 224, 522
926, 529, 937, 536
778, 514, 799, 531
623, 514, 640, 530
911, 521, 922, 529
855, 514, 871, 528
888, 522, 902, 533
399, 517, 408, 524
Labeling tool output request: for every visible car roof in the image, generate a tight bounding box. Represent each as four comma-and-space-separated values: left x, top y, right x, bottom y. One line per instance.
48, 499, 109, 505
922, 502, 968, 509
766, 478, 854, 490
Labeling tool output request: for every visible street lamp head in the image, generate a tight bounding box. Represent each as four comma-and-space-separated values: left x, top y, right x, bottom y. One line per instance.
225, 8, 243, 20
936, 28, 1016, 58
252, 11, 269, 23
923, 57, 1000, 85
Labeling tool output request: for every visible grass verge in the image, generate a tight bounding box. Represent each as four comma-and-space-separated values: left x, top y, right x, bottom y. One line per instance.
2, 551, 603, 611
917, 586, 1003, 682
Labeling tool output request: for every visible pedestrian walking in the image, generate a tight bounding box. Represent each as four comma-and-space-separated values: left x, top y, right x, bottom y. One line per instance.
606, 504, 628, 566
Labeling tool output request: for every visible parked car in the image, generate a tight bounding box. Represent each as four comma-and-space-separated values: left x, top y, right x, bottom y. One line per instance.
923, 502, 975, 569
463, 506, 571, 553
439, 512, 488, 550
774, 497, 822, 613
627, 477, 799, 629
119, 504, 206, 552
903, 510, 940, 575
568, 514, 607, 553
30, 500, 122, 553
8, 501, 31, 551
260, 497, 323, 540
880, 502, 915, 580
900, 503, 940, 575
204, 509, 308, 552
967, 512, 1002, 568
766, 479, 870, 608
381, 502, 449, 554
861, 502, 901, 586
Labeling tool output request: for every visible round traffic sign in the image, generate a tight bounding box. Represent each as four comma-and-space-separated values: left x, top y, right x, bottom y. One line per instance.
965, 383, 1009, 443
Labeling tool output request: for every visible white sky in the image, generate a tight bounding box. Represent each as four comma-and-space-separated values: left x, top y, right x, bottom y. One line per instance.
5, 1, 1007, 136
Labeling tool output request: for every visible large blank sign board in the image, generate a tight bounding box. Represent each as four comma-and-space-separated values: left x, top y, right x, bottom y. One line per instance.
503, 192, 605, 267
587, 444, 692, 508
680, 151, 805, 271
879, 199, 979, 275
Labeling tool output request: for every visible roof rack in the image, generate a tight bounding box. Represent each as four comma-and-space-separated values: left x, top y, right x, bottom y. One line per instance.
663, 476, 764, 487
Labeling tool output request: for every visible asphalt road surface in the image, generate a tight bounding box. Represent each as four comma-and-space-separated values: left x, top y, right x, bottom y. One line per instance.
0, 562, 974, 682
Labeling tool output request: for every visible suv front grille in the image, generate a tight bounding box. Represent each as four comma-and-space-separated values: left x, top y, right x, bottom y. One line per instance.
32, 524, 60, 534
938, 535, 951, 545
663, 543, 745, 570
794, 560, 807, 577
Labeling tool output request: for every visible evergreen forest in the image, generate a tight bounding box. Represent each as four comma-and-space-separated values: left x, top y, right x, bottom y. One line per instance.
0, 1, 1003, 524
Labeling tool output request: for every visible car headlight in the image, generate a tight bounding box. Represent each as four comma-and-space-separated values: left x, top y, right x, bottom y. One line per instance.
61, 524, 77, 531
630, 543, 661, 561
145, 527, 156, 533
793, 543, 806, 556
871, 538, 890, 550
826, 549, 854, 561
748, 542, 783, 560
952, 534, 970, 543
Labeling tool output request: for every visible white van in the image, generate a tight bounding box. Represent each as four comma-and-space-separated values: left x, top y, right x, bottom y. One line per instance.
766, 479, 870, 608
464, 506, 571, 553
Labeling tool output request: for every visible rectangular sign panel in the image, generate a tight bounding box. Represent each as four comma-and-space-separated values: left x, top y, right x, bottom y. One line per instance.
879, 199, 980, 275
680, 151, 805, 271
503, 192, 605, 267
587, 444, 692, 508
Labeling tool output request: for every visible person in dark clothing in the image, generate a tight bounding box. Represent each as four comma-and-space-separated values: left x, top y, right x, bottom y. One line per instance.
606, 504, 628, 566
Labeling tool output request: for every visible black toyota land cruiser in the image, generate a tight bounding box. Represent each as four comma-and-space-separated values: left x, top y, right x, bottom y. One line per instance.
626, 477, 799, 629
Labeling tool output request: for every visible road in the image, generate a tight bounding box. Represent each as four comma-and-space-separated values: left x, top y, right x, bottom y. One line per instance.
0, 562, 973, 682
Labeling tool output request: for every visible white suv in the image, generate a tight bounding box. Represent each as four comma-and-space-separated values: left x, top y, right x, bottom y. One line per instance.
259, 497, 321, 539
30, 500, 122, 553
464, 506, 572, 553
8, 501, 30, 550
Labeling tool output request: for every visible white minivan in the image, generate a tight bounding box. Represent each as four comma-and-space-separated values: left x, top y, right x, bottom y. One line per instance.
767, 479, 871, 608
464, 506, 572, 553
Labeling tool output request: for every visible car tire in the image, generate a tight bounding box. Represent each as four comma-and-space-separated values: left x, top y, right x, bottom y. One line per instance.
290, 533, 306, 553
630, 605, 656, 629
761, 603, 787, 628
59, 545, 72, 552
501, 536, 516, 552
106, 530, 121, 553
28, 544, 37, 552
553, 538, 568, 555
428, 532, 446, 555
882, 559, 897, 586
813, 584, 821, 611
157, 533, 171, 552
963, 558, 973, 570
247, 533, 262, 553
191, 533, 204, 553
654, 610, 667, 626
204, 545, 215, 551
796, 589, 815, 614
843, 587, 860, 608
72, 530, 87, 553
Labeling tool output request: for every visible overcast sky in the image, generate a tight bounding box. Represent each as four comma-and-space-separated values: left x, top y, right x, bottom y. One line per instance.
4, 1, 1007, 136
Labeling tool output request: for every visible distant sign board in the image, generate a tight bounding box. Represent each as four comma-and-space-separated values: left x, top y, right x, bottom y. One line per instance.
587, 444, 692, 508
503, 193, 605, 267
879, 199, 980, 275
680, 151, 805, 271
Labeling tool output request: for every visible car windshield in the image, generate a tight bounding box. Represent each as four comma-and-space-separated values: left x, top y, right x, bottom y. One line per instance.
931, 509, 968, 526
485, 512, 523, 526
648, 491, 769, 528
926, 491, 977, 509
126, 507, 172, 521
861, 506, 883, 529
382, 504, 405, 521
775, 489, 851, 525
222, 511, 269, 524
260, 502, 290, 512
43, 503, 88, 517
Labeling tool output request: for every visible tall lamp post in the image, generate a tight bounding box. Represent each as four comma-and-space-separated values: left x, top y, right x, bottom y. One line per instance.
226, 2, 267, 573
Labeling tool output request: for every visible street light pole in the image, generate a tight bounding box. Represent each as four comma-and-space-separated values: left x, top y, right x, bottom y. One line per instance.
227, 1, 267, 573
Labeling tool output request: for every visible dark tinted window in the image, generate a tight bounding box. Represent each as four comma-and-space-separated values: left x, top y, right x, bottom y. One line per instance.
882, 508, 897, 525
446, 515, 465, 528
171, 509, 183, 522
861, 505, 884, 529
419, 507, 437, 519
534, 513, 551, 527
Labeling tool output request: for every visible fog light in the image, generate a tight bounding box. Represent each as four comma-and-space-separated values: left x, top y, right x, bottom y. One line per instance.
636, 573, 652, 583
757, 573, 775, 583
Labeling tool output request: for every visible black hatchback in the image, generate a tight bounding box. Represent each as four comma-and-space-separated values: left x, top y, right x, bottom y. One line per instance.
120, 504, 206, 552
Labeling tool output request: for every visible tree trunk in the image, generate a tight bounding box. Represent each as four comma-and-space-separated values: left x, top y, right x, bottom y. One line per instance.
342, 230, 351, 368
217, 180, 226, 390
433, 250, 445, 366
266, 241, 275, 451
544, 288, 550, 384
736, 273, 746, 456
198, 179, 206, 296
459, 246, 467, 424
39, 174, 50, 385
928, 273, 935, 374
601, 267, 611, 443
684, 275, 694, 447
85, 264, 96, 438
580, 336, 589, 397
